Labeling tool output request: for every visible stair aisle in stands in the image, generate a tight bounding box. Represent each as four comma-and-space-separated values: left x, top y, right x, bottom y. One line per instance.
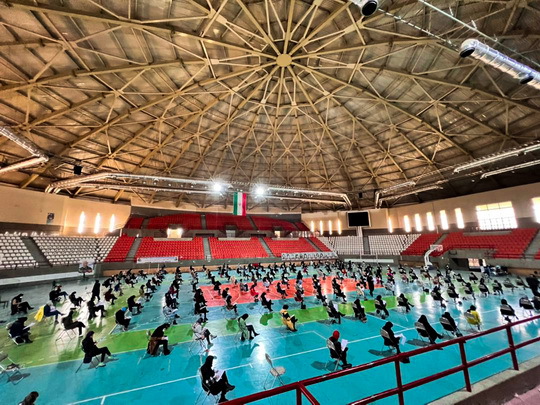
202, 238, 211, 259
22, 236, 50, 267
259, 237, 275, 257
126, 237, 142, 262
524, 229, 540, 257
305, 237, 322, 252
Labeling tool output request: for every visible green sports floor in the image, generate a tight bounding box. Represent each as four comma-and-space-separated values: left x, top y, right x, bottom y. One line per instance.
1, 269, 539, 405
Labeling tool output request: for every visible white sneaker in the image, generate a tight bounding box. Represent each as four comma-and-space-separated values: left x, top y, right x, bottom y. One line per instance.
97, 362, 106, 367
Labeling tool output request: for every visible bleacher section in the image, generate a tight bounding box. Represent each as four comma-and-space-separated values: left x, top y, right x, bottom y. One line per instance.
33, 236, 118, 265
209, 237, 268, 259
205, 213, 254, 231
309, 237, 332, 252
318, 236, 363, 255
264, 237, 317, 256
104, 236, 135, 262
369, 234, 421, 255
252, 216, 298, 231
0, 234, 38, 269
135, 237, 205, 260
147, 213, 202, 230
431, 229, 537, 259
401, 233, 441, 256
125, 216, 144, 229
296, 222, 310, 231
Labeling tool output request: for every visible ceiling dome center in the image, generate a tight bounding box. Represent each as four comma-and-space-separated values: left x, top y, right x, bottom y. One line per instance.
276, 53, 292, 67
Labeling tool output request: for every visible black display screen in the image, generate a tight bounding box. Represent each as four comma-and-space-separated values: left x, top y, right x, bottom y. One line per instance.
347, 211, 370, 227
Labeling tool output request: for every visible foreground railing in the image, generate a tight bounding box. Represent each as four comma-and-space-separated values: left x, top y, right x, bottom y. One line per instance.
224, 314, 540, 405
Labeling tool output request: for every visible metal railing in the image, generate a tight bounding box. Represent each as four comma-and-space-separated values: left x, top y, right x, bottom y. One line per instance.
224, 314, 540, 405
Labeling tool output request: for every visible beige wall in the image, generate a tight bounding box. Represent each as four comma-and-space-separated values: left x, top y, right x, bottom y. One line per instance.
301, 209, 388, 233
0, 185, 131, 235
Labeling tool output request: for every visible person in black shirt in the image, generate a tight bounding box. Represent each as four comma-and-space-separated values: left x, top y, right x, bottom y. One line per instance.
147, 323, 171, 356
328, 330, 351, 368
127, 295, 143, 314
9, 317, 32, 343
11, 294, 33, 315
418, 315, 443, 344
61, 309, 86, 336
69, 292, 83, 307
200, 355, 235, 403
115, 308, 131, 331
81, 331, 114, 367
90, 281, 101, 302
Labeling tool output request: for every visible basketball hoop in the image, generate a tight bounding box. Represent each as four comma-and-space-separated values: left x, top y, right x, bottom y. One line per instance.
430, 244, 443, 253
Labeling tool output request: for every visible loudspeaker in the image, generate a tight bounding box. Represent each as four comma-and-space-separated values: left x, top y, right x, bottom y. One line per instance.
73, 165, 82, 175
358, 192, 363, 199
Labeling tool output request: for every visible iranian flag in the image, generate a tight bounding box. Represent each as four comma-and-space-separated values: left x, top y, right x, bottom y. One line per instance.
233, 192, 247, 216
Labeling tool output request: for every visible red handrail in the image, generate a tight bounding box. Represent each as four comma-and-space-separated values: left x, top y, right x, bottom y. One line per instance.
224, 314, 540, 405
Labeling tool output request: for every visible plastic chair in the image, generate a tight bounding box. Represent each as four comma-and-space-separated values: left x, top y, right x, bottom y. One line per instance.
263, 353, 286, 389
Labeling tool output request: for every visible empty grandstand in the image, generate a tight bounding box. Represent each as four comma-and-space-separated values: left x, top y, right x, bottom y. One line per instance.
33, 235, 117, 266
318, 236, 364, 256
369, 234, 421, 255
0, 234, 37, 269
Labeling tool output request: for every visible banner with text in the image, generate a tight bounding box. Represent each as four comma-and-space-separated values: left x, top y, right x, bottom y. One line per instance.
136, 256, 179, 264
281, 252, 338, 261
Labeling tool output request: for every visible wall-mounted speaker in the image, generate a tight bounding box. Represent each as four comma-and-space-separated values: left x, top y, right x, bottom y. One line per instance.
358, 192, 363, 199
73, 165, 82, 175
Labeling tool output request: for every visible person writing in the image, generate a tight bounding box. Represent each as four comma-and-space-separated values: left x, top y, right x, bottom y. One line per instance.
147, 323, 171, 356
9, 317, 33, 343
417, 315, 443, 345
466, 305, 482, 330
398, 293, 414, 312
192, 318, 217, 345
11, 294, 33, 315
440, 312, 462, 337
81, 331, 115, 367
200, 355, 235, 403
61, 309, 86, 336
127, 295, 143, 314
280, 305, 298, 332
115, 307, 131, 331
381, 321, 409, 363
238, 314, 259, 341
328, 330, 351, 368
352, 298, 367, 322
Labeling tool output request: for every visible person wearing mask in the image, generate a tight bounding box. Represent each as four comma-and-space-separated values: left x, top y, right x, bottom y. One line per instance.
81, 331, 115, 367
69, 292, 83, 307
381, 322, 409, 363
61, 308, 86, 336
398, 293, 414, 313
440, 312, 462, 337
492, 280, 503, 295
225, 295, 238, 314
115, 307, 131, 331
280, 305, 298, 332
238, 314, 259, 341
260, 292, 273, 312
43, 302, 63, 322
375, 295, 389, 319
91, 280, 101, 302
327, 300, 346, 324
147, 323, 171, 356
417, 315, 443, 345
466, 305, 481, 330
328, 330, 351, 368
127, 295, 143, 314
18, 391, 39, 405
49, 285, 68, 303
200, 355, 235, 403
192, 318, 217, 345
9, 317, 32, 343
11, 294, 33, 315
194, 299, 209, 322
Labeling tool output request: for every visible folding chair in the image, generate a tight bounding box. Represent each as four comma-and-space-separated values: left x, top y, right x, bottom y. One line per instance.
0, 352, 23, 384
379, 329, 397, 353
500, 305, 519, 322
75, 354, 100, 373
326, 340, 341, 372
414, 322, 430, 344
503, 280, 516, 293
478, 284, 489, 297
396, 297, 407, 313
439, 317, 460, 338
515, 277, 527, 290
55, 325, 78, 342
519, 298, 535, 317
326, 307, 338, 324
263, 353, 286, 389
189, 333, 208, 354
195, 370, 220, 404
464, 312, 481, 332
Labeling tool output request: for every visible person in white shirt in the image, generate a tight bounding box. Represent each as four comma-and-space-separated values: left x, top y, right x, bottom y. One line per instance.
192, 317, 217, 345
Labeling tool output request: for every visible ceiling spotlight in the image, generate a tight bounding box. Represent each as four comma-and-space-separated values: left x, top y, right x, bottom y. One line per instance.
350, 0, 379, 16
254, 185, 266, 197
212, 182, 224, 193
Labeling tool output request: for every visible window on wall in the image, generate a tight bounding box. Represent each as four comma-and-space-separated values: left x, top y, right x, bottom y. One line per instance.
440, 210, 449, 230
403, 215, 411, 233
476, 201, 517, 230
533, 198, 540, 223
426, 212, 435, 231
455, 208, 465, 229
414, 214, 422, 232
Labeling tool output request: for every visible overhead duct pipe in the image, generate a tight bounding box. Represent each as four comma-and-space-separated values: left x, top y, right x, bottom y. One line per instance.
460, 39, 540, 91
0, 127, 49, 174
350, 0, 379, 16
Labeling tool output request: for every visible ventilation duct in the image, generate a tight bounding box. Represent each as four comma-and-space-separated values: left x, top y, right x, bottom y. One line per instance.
460, 39, 540, 91
350, 0, 379, 17
0, 127, 49, 174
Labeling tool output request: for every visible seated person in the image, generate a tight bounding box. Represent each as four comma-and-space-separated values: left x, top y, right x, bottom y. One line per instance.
276, 283, 287, 299
417, 315, 443, 345
61, 308, 86, 336
280, 305, 298, 332
352, 298, 367, 322
11, 294, 33, 315
238, 313, 259, 341
49, 286, 68, 303
192, 318, 217, 345
328, 330, 351, 368
194, 300, 209, 322
147, 323, 171, 356
532, 295, 540, 311
431, 287, 446, 308
260, 292, 273, 312
492, 280, 503, 295
249, 285, 259, 302
69, 292, 83, 307
397, 293, 413, 313
87, 299, 106, 320
440, 312, 462, 337
139, 285, 152, 301
464, 282, 475, 299
500, 299, 516, 323
127, 295, 143, 314
163, 304, 180, 324
9, 317, 32, 343
375, 295, 389, 319
43, 302, 63, 322
115, 308, 131, 331
466, 305, 481, 329
200, 355, 235, 403
381, 322, 409, 363
81, 331, 115, 367
104, 289, 117, 305
327, 300, 345, 324
225, 295, 238, 314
